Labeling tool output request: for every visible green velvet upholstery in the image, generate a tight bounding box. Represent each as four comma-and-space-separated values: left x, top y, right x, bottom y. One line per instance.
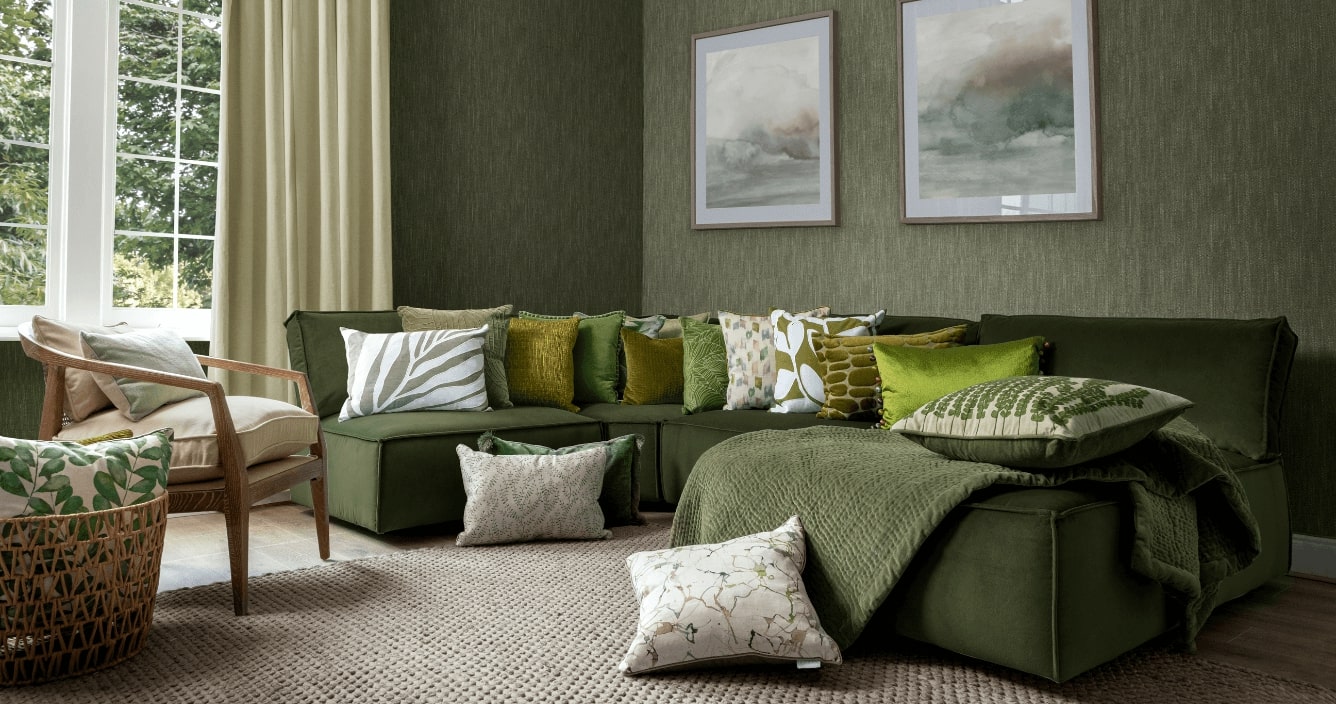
978, 315, 1296, 460
658, 410, 867, 503
579, 403, 683, 504
1216, 457, 1290, 603
285, 310, 404, 418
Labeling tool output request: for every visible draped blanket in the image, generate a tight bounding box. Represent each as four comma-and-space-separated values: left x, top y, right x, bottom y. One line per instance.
670, 419, 1260, 648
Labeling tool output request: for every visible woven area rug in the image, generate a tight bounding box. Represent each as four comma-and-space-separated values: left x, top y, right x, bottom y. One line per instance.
10, 515, 1335, 703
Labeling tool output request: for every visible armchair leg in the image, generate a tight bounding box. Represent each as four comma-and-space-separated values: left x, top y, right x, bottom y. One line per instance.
311, 474, 331, 560
224, 504, 250, 616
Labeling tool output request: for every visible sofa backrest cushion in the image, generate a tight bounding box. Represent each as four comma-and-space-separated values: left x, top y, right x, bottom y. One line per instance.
876, 315, 979, 344
978, 315, 1297, 460
285, 310, 404, 418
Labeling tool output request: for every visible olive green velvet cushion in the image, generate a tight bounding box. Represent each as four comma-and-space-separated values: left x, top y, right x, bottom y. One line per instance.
506, 316, 580, 412
620, 330, 684, 406
892, 376, 1193, 468
285, 310, 404, 418
398, 304, 514, 410
477, 430, 645, 527
874, 336, 1043, 427
680, 317, 727, 415
520, 310, 624, 405
816, 324, 969, 421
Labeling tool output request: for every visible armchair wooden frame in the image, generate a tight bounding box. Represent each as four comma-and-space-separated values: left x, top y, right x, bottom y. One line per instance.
17, 323, 330, 616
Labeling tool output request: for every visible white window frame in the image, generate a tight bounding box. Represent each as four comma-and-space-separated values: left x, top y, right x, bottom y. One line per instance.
0, 0, 216, 340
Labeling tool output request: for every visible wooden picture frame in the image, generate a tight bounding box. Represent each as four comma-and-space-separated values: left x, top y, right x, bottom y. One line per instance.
898, 0, 1101, 223
691, 11, 838, 229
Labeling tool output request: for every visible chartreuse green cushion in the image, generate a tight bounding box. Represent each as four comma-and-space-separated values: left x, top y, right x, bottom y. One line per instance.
874, 336, 1043, 427
476, 431, 645, 527
285, 310, 403, 418
521, 310, 625, 405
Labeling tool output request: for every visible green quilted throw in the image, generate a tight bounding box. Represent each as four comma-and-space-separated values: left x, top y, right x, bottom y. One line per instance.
671, 419, 1259, 649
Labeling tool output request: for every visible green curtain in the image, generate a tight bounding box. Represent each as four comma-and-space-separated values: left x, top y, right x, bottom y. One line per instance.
213, 0, 393, 399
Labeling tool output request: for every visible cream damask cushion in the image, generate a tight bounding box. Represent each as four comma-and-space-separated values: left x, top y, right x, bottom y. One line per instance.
455, 445, 611, 546
719, 308, 828, 410
340, 326, 489, 421
56, 396, 319, 483
619, 515, 842, 674
769, 310, 883, 414
29, 316, 133, 421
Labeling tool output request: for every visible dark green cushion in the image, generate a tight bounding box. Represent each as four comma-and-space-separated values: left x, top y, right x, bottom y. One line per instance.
477, 431, 645, 527
978, 315, 1297, 460
285, 310, 403, 418
521, 310, 624, 405
580, 403, 684, 503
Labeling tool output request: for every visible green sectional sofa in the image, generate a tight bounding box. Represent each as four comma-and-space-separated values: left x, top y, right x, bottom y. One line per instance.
284, 309, 1296, 682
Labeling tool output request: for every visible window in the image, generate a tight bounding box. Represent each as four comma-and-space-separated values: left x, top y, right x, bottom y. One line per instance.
0, 0, 221, 338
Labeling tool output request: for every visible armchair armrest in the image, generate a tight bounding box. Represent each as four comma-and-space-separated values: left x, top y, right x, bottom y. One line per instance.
196, 355, 320, 416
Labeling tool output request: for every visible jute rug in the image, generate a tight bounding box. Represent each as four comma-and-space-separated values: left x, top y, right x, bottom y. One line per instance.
10, 515, 1335, 703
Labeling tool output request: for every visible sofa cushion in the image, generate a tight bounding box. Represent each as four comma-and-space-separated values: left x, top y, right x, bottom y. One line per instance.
521, 310, 624, 405
875, 315, 978, 341
681, 317, 727, 414
874, 337, 1043, 427
339, 326, 490, 421
620, 330, 683, 405
56, 396, 318, 483
81, 327, 208, 421
770, 310, 878, 414
455, 445, 611, 547
816, 325, 969, 422
506, 316, 580, 412
978, 315, 1297, 460
398, 304, 515, 410
285, 310, 404, 418
478, 431, 645, 527
29, 316, 134, 421
0, 429, 172, 517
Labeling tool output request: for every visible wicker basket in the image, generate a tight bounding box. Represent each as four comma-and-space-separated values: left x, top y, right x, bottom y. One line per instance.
0, 493, 168, 685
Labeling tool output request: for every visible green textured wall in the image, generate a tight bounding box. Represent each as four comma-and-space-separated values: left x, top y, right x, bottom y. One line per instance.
641, 1, 1336, 537
389, 0, 644, 315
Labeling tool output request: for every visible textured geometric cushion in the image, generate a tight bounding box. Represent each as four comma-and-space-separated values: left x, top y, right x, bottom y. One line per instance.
681, 317, 728, 415
339, 326, 489, 421
875, 336, 1043, 428
620, 330, 683, 405
770, 310, 882, 414
56, 396, 320, 483
892, 376, 1194, 469
398, 304, 515, 410
0, 429, 172, 517
29, 316, 133, 422
619, 515, 842, 674
719, 308, 828, 410
521, 310, 625, 405
816, 325, 969, 421
80, 328, 208, 421
506, 316, 581, 412
454, 444, 611, 546
477, 431, 645, 527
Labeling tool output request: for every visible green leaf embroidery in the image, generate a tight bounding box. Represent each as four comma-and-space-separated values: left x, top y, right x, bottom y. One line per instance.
60, 495, 85, 514
55, 484, 74, 504
10, 459, 32, 482
127, 477, 158, 494
92, 494, 111, 511
93, 472, 121, 505
0, 447, 16, 462
139, 446, 165, 461
26, 496, 54, 515
0, 472, 29, 498
35, 474, 71, 494
39, 458, 65, 477
37, 446, 66, 460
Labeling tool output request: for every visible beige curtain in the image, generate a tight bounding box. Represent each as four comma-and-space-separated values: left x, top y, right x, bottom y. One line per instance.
212, 0, 393, 399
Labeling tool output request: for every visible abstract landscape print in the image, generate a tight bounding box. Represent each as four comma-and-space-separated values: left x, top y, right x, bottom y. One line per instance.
692, 12, 836, 228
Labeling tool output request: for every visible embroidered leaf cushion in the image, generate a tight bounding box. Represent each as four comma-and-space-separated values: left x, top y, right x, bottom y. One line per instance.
477, 431, 645, 527
520, 310, 625, 405
454, 444, 611, 546
339, 326, 489, 421
398, 304, 515, 410
770, 310, 883, 414
892, 376, 1194, 469
815, 325, 969, 421
719, 308, 829, 410
0, 429, 172, 517
506, 316, 580, 412
620, 330, 684, 405
618, 515, 843, 674
681, 317, 728, 414
80, 327, 209, 421
874, 336, 1043, 427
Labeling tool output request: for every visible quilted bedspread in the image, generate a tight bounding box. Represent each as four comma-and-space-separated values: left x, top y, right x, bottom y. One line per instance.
670, 418, 1260, 649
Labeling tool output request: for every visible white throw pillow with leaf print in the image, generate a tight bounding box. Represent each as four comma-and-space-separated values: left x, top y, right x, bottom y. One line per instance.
339, 326, 490, 421
769, 310, 884, 414
455, 445, 612, 546
0, 430, 172, 518
619, 515, 842, 674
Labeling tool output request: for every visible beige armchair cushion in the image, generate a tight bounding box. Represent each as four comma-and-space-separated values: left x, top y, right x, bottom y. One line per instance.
29, 316, 132, 421
56, 396, 319, 483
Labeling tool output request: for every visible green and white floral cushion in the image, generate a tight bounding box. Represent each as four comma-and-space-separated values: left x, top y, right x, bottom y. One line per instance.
619, 515, 842, 675
339, 326, 489, 421
0, 429, 172, 517
891, 376, 1194, 469
769, 310, 884, 414
454, 445, 612, 546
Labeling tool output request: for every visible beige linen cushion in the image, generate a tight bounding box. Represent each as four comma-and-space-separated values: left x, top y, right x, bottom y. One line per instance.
29, 316, 132, 421
55, 396, 319, 483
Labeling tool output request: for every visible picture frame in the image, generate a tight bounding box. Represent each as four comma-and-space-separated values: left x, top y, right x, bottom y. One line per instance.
691, 12, 837, 229
897, 0, 1101, 223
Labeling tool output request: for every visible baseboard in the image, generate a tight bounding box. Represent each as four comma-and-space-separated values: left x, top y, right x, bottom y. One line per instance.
1291, 534, 1336, 580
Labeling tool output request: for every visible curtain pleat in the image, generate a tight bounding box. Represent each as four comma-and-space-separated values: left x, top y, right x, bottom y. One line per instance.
213, 0, 393, 400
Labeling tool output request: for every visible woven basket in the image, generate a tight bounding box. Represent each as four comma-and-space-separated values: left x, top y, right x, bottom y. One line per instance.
0, 493, 168, 685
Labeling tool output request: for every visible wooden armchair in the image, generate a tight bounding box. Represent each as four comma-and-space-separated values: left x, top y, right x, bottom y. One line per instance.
17, 322, 330, 616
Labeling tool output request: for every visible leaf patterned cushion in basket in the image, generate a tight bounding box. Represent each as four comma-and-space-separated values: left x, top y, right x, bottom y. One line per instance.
339, 326, 490, 421
0, 429, 172, 518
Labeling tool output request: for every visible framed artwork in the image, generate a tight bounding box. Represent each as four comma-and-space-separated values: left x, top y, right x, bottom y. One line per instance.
898, 0, 1101, 223
691, 12, 837, 229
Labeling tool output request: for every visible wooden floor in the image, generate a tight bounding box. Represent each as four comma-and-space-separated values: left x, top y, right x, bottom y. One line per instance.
160, 499, 1336, 691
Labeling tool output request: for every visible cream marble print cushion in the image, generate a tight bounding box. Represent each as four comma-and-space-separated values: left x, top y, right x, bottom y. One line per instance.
454, 445, 611, 546
619, 515, 842, 674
